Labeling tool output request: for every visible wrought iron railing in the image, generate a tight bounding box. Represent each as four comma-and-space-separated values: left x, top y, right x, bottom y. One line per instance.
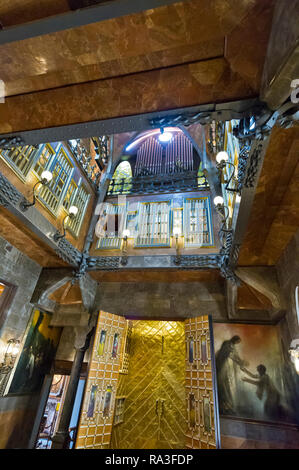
107, 170, 209, 196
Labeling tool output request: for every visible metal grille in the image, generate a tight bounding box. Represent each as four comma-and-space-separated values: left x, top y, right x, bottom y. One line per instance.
33, 144, 55, 178
38, 148, 73, 215
63, 179, 77, 212
67, 184, 90, 236
97, 204, 126, 249
185, 316, 218, 449
135, 201, 170, 247
0, 145, 37, 178
183, 198, 212, 247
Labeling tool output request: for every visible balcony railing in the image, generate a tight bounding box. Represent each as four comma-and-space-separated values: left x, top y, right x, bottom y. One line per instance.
107, 170, 209, 196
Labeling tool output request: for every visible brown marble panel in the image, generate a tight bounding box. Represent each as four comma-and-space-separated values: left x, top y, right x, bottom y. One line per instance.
0, 60, 256, 134
237, 283, 272, 310
0, 0, 272, 99
238, 125, 299, 266
225, 0, 275, 91
0, 0, 70, 27
89, 269, 222, 283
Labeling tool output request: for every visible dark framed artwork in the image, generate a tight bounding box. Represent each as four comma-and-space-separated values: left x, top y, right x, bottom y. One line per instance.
87, 385, 98, 418
8, 309, 62, 395
214, 323, 299, 425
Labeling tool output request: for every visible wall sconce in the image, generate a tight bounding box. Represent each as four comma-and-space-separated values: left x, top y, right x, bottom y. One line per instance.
20, 171, 53, 211
216, 151, 239, 193
213, 196, 230, 223
213, 195, 233, 248
0, 338, 20, 396
53, 205, 78, 242
173, 226, 181, 265
121, 229, 130, 266
289, 339, 299, 375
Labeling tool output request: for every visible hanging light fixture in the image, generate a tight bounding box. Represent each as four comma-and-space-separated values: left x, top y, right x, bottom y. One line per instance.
216, 150, 239, 193
53, 206, 79, 242
158, 127, 172, 143
20, 171, 53, 211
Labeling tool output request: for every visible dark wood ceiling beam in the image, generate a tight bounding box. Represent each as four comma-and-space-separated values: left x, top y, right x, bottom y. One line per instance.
0, 0, 188, 45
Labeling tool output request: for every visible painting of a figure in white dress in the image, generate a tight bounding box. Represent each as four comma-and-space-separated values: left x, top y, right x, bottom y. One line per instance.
214, 323, 299, 425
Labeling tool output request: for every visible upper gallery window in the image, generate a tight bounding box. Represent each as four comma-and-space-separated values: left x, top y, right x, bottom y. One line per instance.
33, 144, 55, 178
96, 203, 126, 249
183, 197, 213, 247
66, 183, 90, 237
0, 146, 38, 179
135, 201, 171, 247
38, 147, 73, 215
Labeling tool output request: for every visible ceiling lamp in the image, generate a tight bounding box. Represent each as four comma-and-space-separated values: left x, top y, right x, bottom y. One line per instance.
158, 128, 172, 142
216, 151, 229, 165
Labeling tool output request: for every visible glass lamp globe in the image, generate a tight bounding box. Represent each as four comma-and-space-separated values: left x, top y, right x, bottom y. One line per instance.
69, 205, 79, 217
216, 151, 229, 164
123, 229, 130, 238
158, 132, 172, 142
41, 170, 53, 183
173, 227, 181, 236
213, 196, 224, 206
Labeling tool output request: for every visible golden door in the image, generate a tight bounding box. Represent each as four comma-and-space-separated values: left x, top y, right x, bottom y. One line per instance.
185, 315, 221, 449
111, 320, 186, 449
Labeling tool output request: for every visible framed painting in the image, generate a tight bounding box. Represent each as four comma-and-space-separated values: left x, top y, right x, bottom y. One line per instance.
213, 323, 299, 425
8, 309, 62, 395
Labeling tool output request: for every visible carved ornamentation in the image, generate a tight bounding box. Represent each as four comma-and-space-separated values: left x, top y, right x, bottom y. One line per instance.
55, 238, 82, 267
230, 243, 241, 267
171, 254, 219, 269
217, 227, 239, 284
150, 111, 218, 128
243, 142, 264, 188
0, 136, 25, 149
87, 256, 120, 270
0, 173, 22, 206
237, 143, 250, 190
72, 252, 89, 282
0, 194, 9, 208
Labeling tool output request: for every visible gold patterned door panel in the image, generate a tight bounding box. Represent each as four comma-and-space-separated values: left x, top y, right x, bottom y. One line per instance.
110, 321, 186, 449
75, 311, 126, 449
185, 315, 221, 449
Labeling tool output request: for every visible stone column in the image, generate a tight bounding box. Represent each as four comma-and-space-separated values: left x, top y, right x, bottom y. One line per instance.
51, 326, 94, 449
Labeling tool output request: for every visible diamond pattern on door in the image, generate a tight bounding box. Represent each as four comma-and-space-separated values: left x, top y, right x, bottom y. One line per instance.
111, 321, 186, 449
